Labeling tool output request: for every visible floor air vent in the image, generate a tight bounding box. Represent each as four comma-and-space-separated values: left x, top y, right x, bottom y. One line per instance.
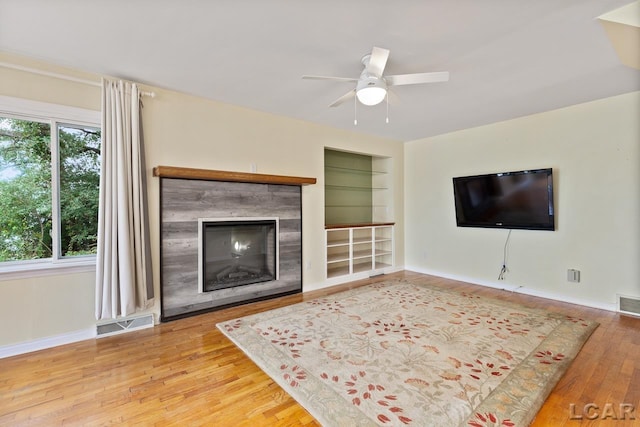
96, 314, 154, 338
618, 294, 640, 317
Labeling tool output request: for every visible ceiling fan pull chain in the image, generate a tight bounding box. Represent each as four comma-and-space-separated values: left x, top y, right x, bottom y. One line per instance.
386, 93, 389, 124
354, 95, 358, 125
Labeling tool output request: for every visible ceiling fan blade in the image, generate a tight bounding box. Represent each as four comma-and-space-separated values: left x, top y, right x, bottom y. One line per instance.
386, 71, 450, 86
329, 89, 356, 107
366, 46, 390, 78
302, 75, 358, 83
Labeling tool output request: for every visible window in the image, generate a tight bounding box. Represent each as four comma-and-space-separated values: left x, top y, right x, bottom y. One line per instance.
0, 96, 100, 273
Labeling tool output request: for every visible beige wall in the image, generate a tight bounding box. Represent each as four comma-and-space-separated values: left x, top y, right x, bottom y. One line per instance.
405, 91, 640, 308
0, 53, 404, 347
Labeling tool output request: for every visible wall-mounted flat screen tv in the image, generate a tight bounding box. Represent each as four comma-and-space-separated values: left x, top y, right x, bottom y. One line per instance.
453, 168, 555, 231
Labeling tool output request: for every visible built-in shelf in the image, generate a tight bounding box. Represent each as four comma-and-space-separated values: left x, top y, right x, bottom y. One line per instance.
326, 224, 394, 280
324, 165, 387, 175
325, 222, 395, 230
325, 185, 389, 191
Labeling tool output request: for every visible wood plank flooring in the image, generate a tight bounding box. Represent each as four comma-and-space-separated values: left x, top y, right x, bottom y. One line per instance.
1, 271, 638, 426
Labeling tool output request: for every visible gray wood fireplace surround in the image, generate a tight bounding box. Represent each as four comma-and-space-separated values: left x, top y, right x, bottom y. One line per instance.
154, 166, 316, 321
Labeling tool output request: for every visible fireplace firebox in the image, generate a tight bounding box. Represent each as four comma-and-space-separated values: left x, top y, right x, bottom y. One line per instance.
198, 217, 279, 293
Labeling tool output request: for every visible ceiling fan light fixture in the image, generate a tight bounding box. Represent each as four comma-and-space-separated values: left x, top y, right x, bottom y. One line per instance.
356, 86, 387, 106
356, 76, 387, 106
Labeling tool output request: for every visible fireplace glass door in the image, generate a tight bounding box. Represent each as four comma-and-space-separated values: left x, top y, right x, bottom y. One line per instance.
201, 219, 278, 292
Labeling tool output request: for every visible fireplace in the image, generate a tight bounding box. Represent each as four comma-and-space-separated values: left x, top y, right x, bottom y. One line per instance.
157, 168, 314, 321
198, 218, 279, 293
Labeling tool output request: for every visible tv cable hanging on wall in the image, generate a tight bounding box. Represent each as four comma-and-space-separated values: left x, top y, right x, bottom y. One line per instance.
498, 229, 512, 280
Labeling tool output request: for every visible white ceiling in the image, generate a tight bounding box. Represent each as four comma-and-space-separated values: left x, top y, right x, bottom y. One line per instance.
1, 0, 638, 142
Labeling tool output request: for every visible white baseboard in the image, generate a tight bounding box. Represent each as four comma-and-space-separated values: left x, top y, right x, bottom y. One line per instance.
326, 266, 403, 287
0, 328, 96, 359
405, 266, 617, 312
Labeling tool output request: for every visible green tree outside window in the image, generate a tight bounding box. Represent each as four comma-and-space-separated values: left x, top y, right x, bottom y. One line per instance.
0, 117, 101, 262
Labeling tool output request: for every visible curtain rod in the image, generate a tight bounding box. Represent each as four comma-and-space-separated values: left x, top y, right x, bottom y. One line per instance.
0, 61, 156, 98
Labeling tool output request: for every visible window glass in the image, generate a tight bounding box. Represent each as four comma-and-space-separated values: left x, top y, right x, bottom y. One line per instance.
58, 124, 101, 257
0, 116, 101, 263
0, 117, 53, 261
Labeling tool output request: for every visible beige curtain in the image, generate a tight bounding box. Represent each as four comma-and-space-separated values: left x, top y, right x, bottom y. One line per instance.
96, 78, 153, 320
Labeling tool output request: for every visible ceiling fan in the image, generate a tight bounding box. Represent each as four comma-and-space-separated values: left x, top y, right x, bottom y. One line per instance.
303, 46, 449, 108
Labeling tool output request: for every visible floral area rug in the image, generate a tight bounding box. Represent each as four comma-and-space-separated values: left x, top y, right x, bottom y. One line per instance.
217, 279, 598, 426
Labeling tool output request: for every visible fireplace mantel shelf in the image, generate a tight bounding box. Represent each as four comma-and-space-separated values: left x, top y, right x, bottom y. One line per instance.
153, 166, 316, 186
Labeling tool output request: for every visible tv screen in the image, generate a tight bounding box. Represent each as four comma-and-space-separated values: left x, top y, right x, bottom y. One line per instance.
453, 168, 555, 231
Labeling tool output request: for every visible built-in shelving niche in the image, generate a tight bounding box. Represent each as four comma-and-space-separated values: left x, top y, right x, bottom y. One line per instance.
324, 148, 393, 226
324, 149, 395, 282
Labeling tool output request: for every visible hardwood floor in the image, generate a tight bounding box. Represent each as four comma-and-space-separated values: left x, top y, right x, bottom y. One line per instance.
1, 271, 639, 426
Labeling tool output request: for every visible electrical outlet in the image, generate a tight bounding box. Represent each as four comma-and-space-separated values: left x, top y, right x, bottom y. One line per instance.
567, 269, 581, 283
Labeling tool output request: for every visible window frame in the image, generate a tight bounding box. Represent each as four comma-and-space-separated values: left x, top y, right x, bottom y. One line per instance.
0, 95, 101, 280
